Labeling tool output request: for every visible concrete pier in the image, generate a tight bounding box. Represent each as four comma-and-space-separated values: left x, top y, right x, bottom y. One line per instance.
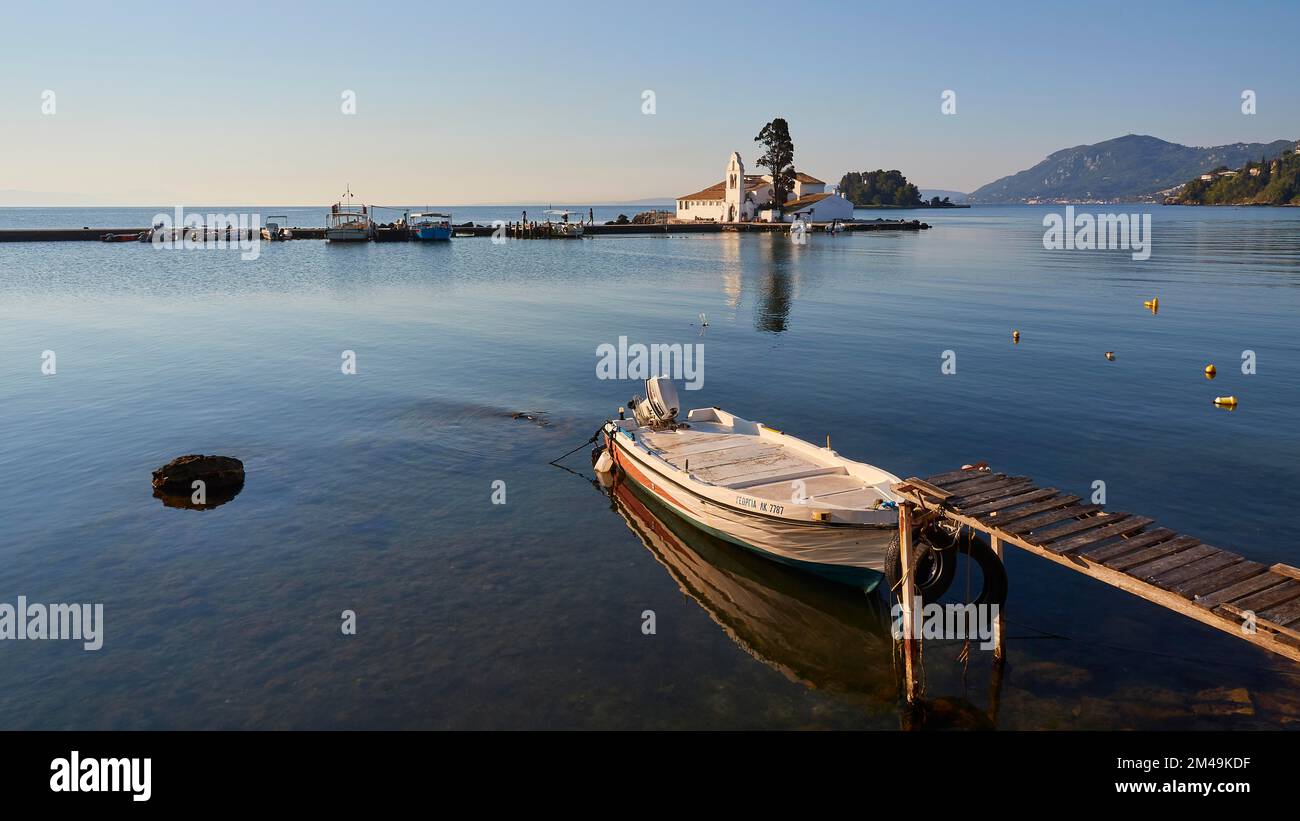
0, 219, 930, 242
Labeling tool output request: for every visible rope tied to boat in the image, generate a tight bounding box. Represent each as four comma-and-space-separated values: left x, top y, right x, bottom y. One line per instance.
548, 423, 608, 466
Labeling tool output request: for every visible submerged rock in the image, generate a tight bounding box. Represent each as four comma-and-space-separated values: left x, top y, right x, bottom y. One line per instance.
1191, 686, 1255, 717
151, 455, 245, 510
510, 411, 549, 427
151, 454, 245, 493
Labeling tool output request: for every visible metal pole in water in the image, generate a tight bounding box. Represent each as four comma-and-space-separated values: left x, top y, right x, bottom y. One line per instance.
898, 502, 920, 704
991, 534, 1005, 662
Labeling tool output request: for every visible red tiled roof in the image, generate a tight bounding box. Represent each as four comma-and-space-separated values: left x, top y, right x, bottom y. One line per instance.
678, 181, 726, 201
782, 192, 834, 211
679, 173, 811, 202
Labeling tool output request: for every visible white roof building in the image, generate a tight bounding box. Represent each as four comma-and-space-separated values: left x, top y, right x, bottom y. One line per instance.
675, 152, 853, 223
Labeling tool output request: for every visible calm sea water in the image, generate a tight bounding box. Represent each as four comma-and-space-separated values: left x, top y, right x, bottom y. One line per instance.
2, 204, 1299, 729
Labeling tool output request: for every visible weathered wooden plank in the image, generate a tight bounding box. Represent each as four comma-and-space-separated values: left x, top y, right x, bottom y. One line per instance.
1126, 544, 1219, 580
1231, 580, 1300, 614
993, 495, 1082, 526
963, 488, 1061, 518
948, 476, 1030, 500
922, 468, 991, 487
1169, 560, 1269, 599
1149, 553, 1242, 590
895, 477, 954, 500
1102, 535, 1200, 571
942, 473, 1012, 495
1255, 617, 1300, 643
1195, 573, 1290, 609
1031, 511, 1128, 545
1259, 596, 1300, 628
1006, 504, 1101, 535
1270, 564, 1300, 582
1217, 603, 1300, 644
1072, 523, 1169, 560
948, 479, 1035, 507
1047, 516, 1155, 555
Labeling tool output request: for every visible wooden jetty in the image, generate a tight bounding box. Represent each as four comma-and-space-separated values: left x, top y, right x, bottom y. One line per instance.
890, 464, 1300, 704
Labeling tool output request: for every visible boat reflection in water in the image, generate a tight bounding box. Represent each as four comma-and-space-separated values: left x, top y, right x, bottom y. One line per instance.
609, 475, 897, 696
606, 475, 1001, 727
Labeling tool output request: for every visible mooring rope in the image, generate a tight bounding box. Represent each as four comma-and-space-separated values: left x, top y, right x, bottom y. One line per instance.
548, 424, 606, 466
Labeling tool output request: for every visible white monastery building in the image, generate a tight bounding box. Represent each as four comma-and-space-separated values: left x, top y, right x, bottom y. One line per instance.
675, 152, 855, 223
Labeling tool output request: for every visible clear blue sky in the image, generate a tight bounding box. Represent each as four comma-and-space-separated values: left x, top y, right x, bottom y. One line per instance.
2, 0, 1298, 204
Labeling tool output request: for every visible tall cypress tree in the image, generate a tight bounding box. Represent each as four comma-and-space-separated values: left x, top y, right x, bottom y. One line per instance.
755, 118, 796, 212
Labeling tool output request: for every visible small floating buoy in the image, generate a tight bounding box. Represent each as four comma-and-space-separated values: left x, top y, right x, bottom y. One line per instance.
1213, 395, 1238, 407
1012, 330, 1020, 343
1105, 351, 1115, 361
1205, 364, 1217, 380
1143, 297, 1159, 314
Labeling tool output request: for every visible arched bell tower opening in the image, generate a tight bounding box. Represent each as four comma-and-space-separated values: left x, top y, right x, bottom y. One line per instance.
724, 151, 746, 222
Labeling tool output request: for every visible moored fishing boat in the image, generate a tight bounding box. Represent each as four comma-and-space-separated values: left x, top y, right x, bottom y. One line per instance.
409, 211, 452, 241
596, 377, 904, 589
542, 209, 584, 238
325, 186, 372, 242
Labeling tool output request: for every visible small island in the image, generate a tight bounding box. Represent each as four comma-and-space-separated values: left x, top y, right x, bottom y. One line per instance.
839, 170, 967, 208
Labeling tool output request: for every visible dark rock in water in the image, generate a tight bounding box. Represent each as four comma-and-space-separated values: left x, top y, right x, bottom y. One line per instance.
510, 411, 549, 427
153, 484, 243, 511
152, 454, 245, 493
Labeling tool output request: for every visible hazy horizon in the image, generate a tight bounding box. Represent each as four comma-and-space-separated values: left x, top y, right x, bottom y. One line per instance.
4, 0, 1299, 206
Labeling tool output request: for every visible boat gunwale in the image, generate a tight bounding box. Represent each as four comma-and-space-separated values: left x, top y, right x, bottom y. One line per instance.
604, 421, 897, 531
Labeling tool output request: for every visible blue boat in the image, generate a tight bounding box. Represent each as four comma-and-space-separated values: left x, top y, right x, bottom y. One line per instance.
409, 212, 452, 241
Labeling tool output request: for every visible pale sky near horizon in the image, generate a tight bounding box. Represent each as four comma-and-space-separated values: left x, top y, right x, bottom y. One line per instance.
3, 0, 1298, 205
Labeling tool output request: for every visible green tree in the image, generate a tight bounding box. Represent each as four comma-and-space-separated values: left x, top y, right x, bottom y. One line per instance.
755, 118, 796, 210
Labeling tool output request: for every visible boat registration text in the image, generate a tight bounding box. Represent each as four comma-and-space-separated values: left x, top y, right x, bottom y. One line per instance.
737, 496, 783, 515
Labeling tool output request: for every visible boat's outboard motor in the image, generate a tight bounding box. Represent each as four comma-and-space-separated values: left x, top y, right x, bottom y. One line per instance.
630, 376, 681, 428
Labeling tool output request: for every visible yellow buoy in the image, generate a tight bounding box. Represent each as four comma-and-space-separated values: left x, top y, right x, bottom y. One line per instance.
1143, 297, 1159, 314
1205, 364, 1217, 379
1105, 351, 1115, 361
1213, 395, 1238, 407
1012, 330, 1020, 343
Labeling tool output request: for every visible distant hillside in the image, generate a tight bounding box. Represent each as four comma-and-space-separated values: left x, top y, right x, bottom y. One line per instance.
1171, 147, 1300, 205
969, 135, 1297, 203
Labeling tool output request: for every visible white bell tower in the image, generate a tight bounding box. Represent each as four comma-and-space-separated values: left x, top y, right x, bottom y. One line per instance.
724, 151, 745, 222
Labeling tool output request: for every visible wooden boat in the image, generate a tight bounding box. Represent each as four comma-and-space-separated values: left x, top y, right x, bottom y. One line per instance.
325, 186, 372, 242
409, 212, 452, 241
599, 377, 902, 588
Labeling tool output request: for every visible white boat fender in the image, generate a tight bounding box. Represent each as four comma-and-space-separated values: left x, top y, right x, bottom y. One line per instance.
594, 449, 614, 474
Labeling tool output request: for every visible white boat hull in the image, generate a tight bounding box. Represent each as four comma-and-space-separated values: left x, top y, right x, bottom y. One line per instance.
325, 228, 370, 242
603, 407, 901, 587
